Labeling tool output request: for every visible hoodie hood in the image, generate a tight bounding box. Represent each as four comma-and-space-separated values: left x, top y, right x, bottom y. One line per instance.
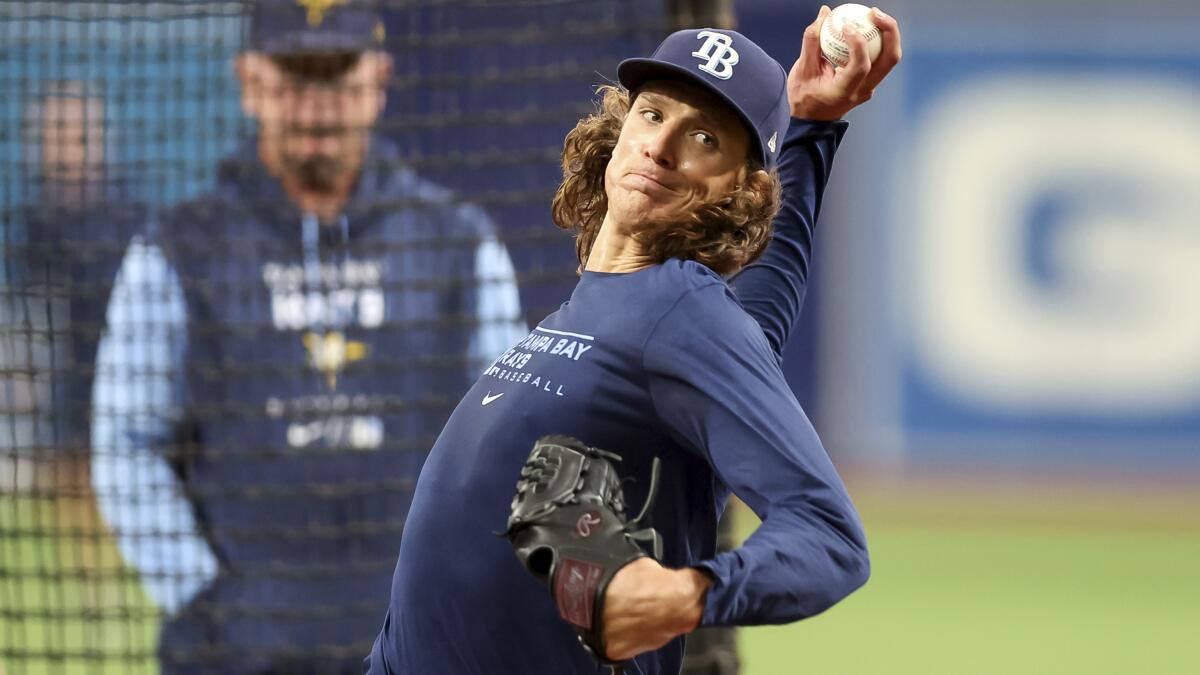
213, 134, 451, 243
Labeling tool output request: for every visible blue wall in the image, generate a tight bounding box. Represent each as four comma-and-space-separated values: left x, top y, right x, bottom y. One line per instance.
803, 0, 1200, 471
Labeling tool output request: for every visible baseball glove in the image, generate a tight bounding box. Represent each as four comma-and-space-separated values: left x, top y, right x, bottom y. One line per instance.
502, 435, 663, 665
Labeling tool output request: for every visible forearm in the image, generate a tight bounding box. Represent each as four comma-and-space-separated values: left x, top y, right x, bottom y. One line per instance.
602, 559, 713, 661
92, 346, 219, 614
91, 420, 219, 614
644, 288, 870, 627
695, 493, 868, 627
731, 118, 848, 355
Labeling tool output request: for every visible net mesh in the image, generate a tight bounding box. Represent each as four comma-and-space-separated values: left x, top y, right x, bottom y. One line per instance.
0, 2, 674, 672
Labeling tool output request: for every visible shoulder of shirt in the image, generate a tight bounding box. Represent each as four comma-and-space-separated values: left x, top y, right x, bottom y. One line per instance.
658, 258, 723, 286
641, 264, 769, 360
658, 258, 740, 304
644, 259, 752, 332
362, 139, 497, 240
394, 180, 496, 240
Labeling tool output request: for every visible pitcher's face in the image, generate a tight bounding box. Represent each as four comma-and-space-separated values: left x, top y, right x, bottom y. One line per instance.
603, 79, 750, 229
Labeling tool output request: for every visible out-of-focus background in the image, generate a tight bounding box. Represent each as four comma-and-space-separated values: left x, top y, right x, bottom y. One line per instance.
2, 1, 1198, 674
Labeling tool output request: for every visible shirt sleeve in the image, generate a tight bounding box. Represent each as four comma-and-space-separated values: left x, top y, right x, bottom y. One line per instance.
468, 233, 528, 373
729, 118, 848, 358
643, 284, 869, 626
91, 237, 218, 615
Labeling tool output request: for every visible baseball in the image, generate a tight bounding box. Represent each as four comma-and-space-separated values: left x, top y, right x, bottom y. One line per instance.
820, 4, 883, 68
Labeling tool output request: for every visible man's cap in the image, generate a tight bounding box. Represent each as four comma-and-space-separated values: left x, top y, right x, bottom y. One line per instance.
248, 0, 385, 55
618, 29, 790, 171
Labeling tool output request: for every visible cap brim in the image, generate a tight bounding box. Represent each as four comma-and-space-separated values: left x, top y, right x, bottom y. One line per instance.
617, 58, 766, 166
256, 31, 377, 55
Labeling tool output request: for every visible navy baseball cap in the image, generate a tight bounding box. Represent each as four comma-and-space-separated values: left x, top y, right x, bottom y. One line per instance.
618, 29, 791, 170
248, 0, 384, 55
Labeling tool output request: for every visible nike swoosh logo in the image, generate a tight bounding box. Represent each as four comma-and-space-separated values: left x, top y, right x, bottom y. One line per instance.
482, 392, 505, 406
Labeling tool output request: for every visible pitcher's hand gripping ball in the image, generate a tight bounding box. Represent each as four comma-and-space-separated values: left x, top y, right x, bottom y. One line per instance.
503, 435, 663, 665
820, 3, 883, 67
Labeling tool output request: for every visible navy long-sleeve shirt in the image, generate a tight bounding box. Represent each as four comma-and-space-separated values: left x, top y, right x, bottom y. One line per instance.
366, 118, 861, 675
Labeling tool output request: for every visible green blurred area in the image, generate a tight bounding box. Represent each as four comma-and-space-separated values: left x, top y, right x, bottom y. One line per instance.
0, 493, 158, 675
737, 478, 1200, 675
3, 478, 1200, 675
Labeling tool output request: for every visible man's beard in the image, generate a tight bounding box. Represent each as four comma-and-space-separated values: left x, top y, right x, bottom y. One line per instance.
280, 125, 355, 193
286, 153, 344, 193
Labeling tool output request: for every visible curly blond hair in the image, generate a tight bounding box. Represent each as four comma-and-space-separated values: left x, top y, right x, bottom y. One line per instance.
551, 85, 781, 276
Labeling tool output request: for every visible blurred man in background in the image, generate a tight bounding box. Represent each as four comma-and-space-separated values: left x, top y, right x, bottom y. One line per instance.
90, 1, 524, 673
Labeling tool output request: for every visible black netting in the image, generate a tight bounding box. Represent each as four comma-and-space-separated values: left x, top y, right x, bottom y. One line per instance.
0, 2, 673, 672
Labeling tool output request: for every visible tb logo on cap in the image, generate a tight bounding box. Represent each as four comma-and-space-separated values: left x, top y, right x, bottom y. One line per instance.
692, 31, 739, 80
296, 0, 347, 27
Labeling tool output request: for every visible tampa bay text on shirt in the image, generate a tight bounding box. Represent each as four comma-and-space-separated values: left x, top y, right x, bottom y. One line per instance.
482, 327, 597, 398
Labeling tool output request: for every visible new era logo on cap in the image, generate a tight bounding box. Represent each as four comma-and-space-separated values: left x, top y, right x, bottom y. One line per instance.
691, 31, 739, 80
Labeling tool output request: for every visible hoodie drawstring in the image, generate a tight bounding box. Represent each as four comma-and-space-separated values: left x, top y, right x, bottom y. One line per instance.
301, 213, 353, 332
301, 212, 322, 332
